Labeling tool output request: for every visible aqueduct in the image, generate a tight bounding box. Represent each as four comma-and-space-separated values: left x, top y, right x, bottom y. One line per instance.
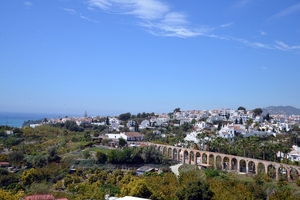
150, 143, 300, 181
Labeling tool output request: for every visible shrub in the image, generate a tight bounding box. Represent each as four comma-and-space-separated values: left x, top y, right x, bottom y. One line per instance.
262, 174, 272, 182
296, 179, 300, 187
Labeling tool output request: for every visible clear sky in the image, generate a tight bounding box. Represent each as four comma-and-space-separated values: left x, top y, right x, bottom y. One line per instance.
1, 0, 300, 116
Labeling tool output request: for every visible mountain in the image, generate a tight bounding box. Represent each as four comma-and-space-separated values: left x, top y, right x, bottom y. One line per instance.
262, 106, 300, 115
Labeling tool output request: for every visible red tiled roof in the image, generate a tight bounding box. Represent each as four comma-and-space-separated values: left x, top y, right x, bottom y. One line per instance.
125, 132, 143, 137
0, 162, 10, 166
25, 194, 55, 200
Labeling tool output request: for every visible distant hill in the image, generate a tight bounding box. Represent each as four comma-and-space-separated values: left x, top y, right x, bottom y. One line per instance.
262, 106, 300, 115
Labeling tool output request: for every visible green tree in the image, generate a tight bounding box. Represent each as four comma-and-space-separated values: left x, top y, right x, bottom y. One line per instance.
217, 122, 222, 131
47, 146, 60, 163
239, 118, 243, 124
245, 118, 253, 130
191, 118, 197, 125
121, 179, 152, 198
253, 108, 263, 116
106, 116, 110, 125
64, 120, 80, 131
118, 137, 127, 147
84, 131, 91, 141
174, 108, 181, 113
141, 146, 165, 164
119, 112, 131, 121
134, 121, 139, 132
238, 106, 246, 113
8, 151, 24, 167
265, 113, 270, 121
33, 154, 48, 168
95, 150, 107, 164
176, 180, 213, 200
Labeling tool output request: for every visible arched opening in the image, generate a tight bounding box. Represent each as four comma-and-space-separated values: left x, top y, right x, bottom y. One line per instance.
231, 158, 237, 171
257, 163, 265, 175
209, 154, 214, 168
158, 146, 162, 152
196, 152, 201, 165
248, 161, 255, 175
173, 149, 178, 162
216, 156, 222, 170
202, 153, 207, 164
184, 150, 189, 164
290, 168, 299, 181
278, 166, 288, 181
163, 147, 167, 155
190, 151, 194, 164
223, 157, 229, 171
239, 159, 246, 173
178, 149, 182, 163
168, 148, 172, 159
267, 165, 276, 179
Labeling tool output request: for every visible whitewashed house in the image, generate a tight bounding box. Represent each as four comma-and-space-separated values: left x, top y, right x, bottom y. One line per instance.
287, 145, 300, 162
218, 124, 247, 140
184, 131, 199, 144
139, 120, 150, 129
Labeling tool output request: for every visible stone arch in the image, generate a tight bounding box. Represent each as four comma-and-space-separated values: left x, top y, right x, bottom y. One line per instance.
196, 152, 201, 164
278, 166, 288, 181
257, 163, 265, 175
248, 161, 256, 175
267, 164, 276, 179
239, 159, 246, 172
231, 158, 238, 171
163, 147, 167, 155
168, 148, 172, 159
216, 155, 222, 170
178, 149, 183, 163
158, 146, 162, 152
183, 150, 189, 164
209, 154, 214, 167
223, 157, 230, 171
290, 168, 299, 181
202, 153, 207, 164
190, 151, 194, 164
173, 149, 178, 161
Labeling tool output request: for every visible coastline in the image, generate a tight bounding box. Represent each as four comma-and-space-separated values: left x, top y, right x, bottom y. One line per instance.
0, 112, 65, 128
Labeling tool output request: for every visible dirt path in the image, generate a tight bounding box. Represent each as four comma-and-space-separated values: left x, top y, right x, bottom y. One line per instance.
170, 163, 182, 176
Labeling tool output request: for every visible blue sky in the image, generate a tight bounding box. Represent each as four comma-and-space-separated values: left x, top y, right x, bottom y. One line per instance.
1, 0, 300, 116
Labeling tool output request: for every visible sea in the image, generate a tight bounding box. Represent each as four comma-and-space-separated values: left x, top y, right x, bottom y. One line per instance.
0, 112, 68, 128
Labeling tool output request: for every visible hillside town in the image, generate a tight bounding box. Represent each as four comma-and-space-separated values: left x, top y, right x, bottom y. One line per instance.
27, 107, 300, 162
1, 107, 300, 199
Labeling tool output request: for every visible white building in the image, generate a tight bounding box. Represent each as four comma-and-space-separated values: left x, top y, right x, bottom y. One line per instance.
105, 133, 127, 140
184, 131, 199, 143
287, 145, 300, 162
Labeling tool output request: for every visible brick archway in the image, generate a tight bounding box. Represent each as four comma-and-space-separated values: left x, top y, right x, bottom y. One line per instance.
151, 143, 300, 181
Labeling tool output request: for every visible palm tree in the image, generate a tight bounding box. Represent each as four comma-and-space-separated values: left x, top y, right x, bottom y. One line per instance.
237, 138, 248, 157
277, 143, 284, 162
196, 132, 206, 150
249, 137, 259, 159
253, 122, 260, 131
270, 143, 279, 162
282, 146, 290, 164
260, 143, 268, 160
245, 118, 253, 130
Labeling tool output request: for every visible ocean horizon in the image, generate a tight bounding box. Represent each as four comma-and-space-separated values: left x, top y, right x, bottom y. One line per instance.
0, 112, 81, 128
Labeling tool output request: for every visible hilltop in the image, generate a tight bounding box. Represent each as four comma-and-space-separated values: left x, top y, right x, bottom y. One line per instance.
262, 106, 300, 115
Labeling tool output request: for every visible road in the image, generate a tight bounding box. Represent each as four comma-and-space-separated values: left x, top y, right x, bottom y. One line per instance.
170, 163, 182, 176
